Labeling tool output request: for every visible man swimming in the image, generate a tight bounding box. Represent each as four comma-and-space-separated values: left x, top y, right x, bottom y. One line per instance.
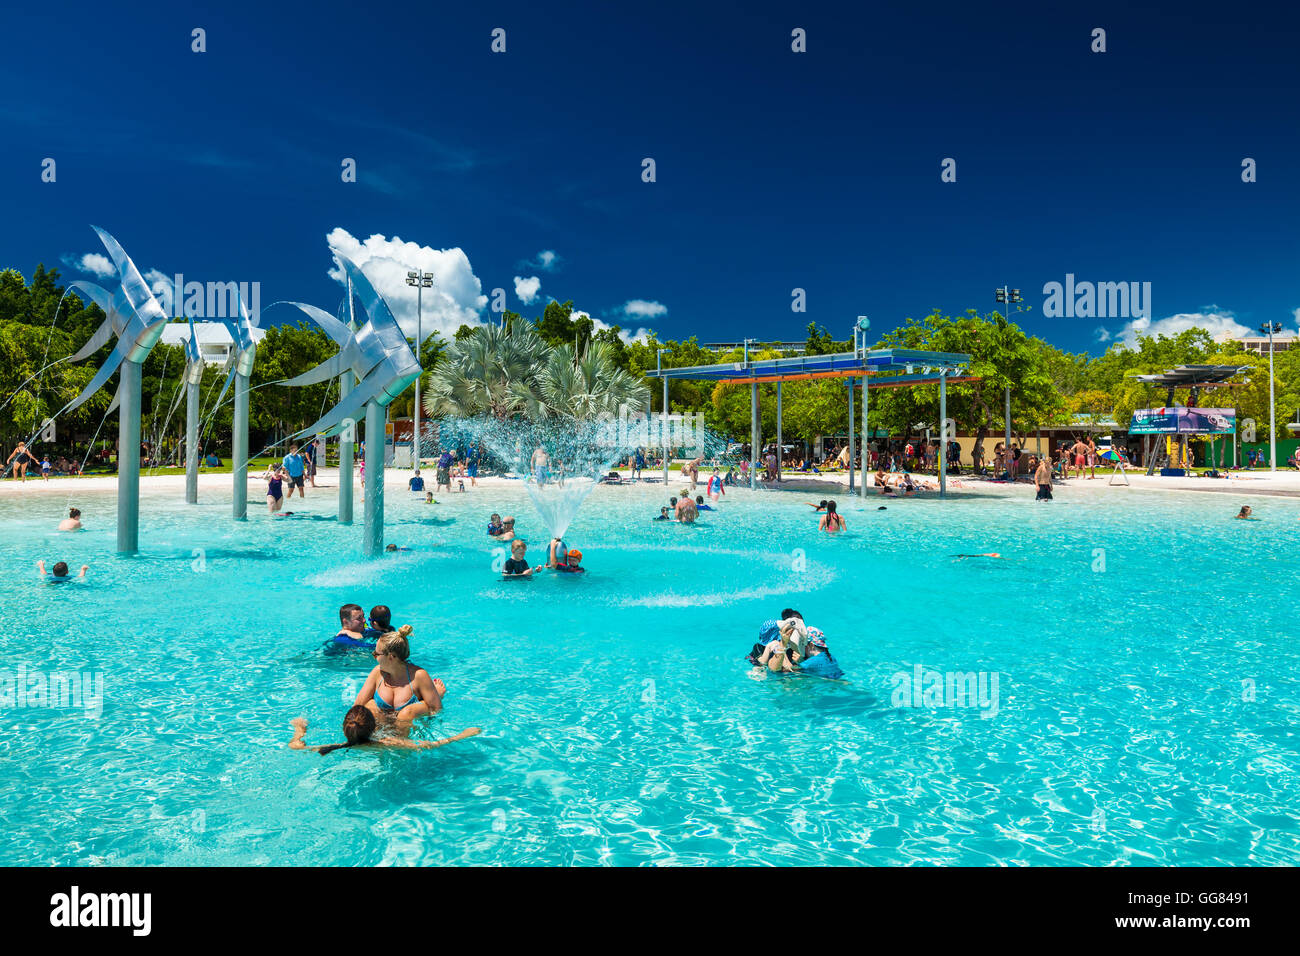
332, 603, 373, 648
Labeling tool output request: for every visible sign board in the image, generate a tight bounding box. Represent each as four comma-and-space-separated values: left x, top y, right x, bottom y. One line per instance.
1128, 407, 1235, 435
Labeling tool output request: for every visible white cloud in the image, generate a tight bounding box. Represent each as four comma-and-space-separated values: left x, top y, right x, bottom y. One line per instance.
622, 299, 667, 319
1115, 310, 1253, 348
325, 228, 488, 339
573, 309, 653, 344
142, 268, 175, 312
520, 249, 560, 272
65, 252, 114, 278
1094, 326, 1111, 343
513, 275, 541, 304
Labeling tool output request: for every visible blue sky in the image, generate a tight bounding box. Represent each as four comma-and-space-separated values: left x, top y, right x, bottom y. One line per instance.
3, 0, 1297, 354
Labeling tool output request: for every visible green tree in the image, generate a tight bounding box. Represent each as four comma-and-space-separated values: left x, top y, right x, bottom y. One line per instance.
871, 310, 1065, 457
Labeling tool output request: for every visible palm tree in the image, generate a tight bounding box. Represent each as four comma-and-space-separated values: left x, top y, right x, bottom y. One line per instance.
423, 322, 548, 420
538, 340, 651, 419
424, 325, 650, 421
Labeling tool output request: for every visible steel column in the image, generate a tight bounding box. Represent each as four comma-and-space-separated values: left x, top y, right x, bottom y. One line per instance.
117, 360, 142, 553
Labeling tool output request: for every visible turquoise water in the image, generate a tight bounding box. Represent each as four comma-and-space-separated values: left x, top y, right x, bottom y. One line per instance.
2, 478, 1298, 866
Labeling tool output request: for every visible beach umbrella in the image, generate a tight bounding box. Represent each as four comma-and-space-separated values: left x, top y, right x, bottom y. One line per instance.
1098, 448, 1127, 463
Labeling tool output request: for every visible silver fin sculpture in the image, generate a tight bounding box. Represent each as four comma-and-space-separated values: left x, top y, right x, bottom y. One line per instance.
279, 255, 420, 438
279, 254, 420, 554
59, 226, 170, 420
58, 227, 170, 553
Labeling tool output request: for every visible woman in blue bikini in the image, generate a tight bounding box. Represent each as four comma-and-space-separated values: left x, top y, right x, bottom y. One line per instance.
354, 625, 446, 733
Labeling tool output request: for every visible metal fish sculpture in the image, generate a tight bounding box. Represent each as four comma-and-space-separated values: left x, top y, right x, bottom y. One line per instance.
203, 291, 260, 415
59, 226, 170, 416
279, 254, 421, 439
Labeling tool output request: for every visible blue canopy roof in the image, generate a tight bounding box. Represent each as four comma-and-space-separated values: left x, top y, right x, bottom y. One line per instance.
644, 347, 972, 383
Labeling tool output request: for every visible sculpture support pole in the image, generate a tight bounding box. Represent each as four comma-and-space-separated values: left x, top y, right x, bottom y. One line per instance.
232, 371, 249, 520
363, 400, 384, 555
338, 373, 354, 524
185, 378, 199, 504
117, 360, 142, 554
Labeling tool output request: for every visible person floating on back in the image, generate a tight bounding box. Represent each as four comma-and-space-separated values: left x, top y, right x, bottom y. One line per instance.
289, 708, 481, 754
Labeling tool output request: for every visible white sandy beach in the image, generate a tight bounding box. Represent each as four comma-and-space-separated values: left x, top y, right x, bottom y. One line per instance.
2, 464, 1298, 500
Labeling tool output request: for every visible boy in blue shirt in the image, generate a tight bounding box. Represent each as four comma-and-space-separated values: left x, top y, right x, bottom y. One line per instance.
282, 443, 306, 500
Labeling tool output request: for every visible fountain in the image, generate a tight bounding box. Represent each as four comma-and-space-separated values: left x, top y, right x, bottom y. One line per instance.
436, 409, 737, 540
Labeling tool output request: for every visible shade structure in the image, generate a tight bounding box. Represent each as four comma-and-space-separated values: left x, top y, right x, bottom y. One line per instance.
646, 346, 976, 499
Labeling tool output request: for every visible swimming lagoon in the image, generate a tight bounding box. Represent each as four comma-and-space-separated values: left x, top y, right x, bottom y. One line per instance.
2, 481, 1297, 865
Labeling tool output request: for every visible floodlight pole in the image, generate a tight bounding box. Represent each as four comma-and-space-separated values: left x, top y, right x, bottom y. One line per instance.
776, 381, 783, 484
855, 317, 871, 497
658, 347, 671, 485
406, 270, 434, 471
744, 339, 758, 490
847, 379, 855, 493
1005, 386, 1011, 477
1262, 322, 1280, 474
995, 287, 1020, 478
939, 369, 948, 498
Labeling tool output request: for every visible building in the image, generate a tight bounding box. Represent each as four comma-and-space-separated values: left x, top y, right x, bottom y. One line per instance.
158, 320, 267, 365
700, 341, 808, 354
1217, 331, 1297, 355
